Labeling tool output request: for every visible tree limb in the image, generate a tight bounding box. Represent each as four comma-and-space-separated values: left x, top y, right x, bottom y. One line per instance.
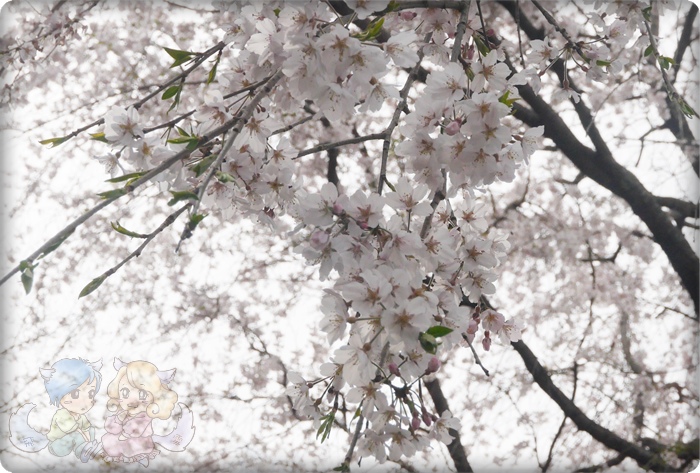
511, 339, 680, 472
425, 378, 474, 472
512, 84, 699, 313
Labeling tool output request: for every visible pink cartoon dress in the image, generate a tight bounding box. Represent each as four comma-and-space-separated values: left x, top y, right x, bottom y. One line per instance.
101, 409, 159, 464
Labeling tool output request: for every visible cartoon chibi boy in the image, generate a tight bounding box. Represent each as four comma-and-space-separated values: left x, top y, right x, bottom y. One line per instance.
9, 357, 103, 462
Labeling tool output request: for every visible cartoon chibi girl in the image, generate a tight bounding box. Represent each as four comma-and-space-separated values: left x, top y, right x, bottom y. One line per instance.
9, 358, 103, 463
97, 358, 194, 467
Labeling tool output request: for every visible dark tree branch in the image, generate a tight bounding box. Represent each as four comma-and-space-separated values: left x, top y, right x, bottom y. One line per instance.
425, 378, 474, 473
671, 4, 698, 84
541, 361, 578, 472
511, 340, 680, 472
327, 148, 340, 186
573, 453, 626, 472
512, 84, 698, 313
655, 196, 699, 220
499, 1, 699, 176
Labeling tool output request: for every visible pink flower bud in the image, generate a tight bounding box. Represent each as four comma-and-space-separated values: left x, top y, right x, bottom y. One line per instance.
332, 202, 344, 215
444, 119, 461, 136
467, 319, 479, 334
309, 230, 330, 250
359, 221, 369, 230
422, 410, 432, 427
388, 362, 401, 377
399, 11, 417, 20
411, 415, 421, 430
465, 331, 475, 344
482, 333, 492, 351
467, 44, 475, 60
426, 356, 441, 374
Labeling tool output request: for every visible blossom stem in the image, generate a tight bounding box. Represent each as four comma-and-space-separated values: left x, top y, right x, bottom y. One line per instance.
450, 1, 471, 63
294, 133, 386, 160
80, 203, 192, 296
378, 33, 431, 195
183, 69, 285, 246
461, 333, 490, 376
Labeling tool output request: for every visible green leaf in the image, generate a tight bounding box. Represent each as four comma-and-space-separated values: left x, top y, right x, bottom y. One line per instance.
365, 17, 385, 40
161, 85, 181, 100
499, 90, 519, 107
678, 98, 699, 118
167, 135, 199, 148
643, 45, 654, 57
38, 228, 75, 259
39, 136, 70, 148
386, 1, 400, 12
106, 171, 148, 183
215, 171, 236, 183
473, 34, 491, 56
19, 260, 35, 295
176, 126, 190, 137
185, 137, 200, 150
163, 47, 195, 68
79, 275, 106, 298
658, 56, 675, 70
207, 62, 218, 85
90, 132, 109, 143
21, 271, 33, 294
188, 213, 206, 229
316, 412, 335, 443
333, 466, 350, 473
97, 188, 128, 200
642, 6, 652, 22
595, 60, 611, 67
111, 221, 148, 239
353, 17, 385, 41
419, 332, 438, 354
167, 190, 199, 206
168, 83, 184, 112
189, 155, 217, 177
167, 135, 200, 150
426, 326, 454, 338
164, 47, 194, 61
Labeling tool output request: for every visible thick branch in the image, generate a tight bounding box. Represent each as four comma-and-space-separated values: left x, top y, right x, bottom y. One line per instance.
655, 196, 698, 220
425, 378, 474, 472
295, 133, 385, 160
511, 340, 679, 472
671, 4, 698, 84
512, 85, 699, 313
500, 1, 699, 176
573, 453, 626, 473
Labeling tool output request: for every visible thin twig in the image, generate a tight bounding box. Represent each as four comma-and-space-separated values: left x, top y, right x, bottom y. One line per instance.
39, 41, 227, 144
462, 333, 490, 376
451, 2, 471, 62
378, 33, 431, 195
270, 112, 316, 136
179, 70, 285, 249
530, 0, 586, 59
1, 94, 269, 287
295, 133, 386, 160
642, 16, 698, 118
80, 204, 192, 295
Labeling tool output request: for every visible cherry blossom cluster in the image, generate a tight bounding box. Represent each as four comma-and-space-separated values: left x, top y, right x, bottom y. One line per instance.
89, 0, 544, 466
527, 0, 681, 103
0, 1, 95, 103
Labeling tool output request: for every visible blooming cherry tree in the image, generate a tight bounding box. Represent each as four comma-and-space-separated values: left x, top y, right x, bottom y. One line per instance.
1, 0, 698, 471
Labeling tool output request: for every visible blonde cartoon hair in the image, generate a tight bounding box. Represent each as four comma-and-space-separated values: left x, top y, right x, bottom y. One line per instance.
106, 360, 178, 420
